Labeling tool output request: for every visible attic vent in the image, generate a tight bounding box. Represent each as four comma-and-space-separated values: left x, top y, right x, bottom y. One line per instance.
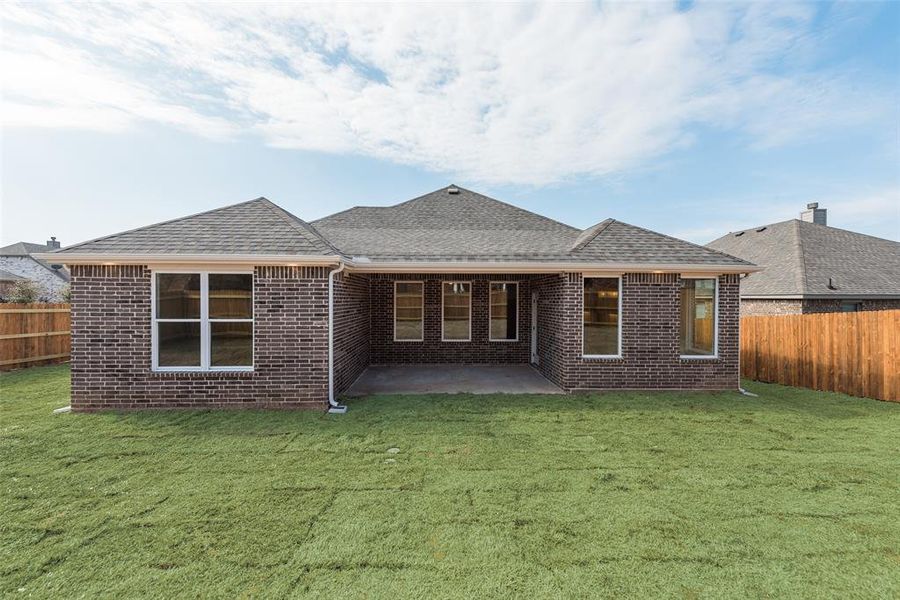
447, 186, 460, 195
828, 277, 837, 290
735, 231, 745, 237
756, 227, 767, 232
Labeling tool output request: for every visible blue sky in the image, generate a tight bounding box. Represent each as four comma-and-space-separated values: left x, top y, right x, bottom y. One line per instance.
2, 1, 898, 247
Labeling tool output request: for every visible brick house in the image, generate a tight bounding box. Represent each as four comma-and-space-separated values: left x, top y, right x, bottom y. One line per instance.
39, 186, 757, 411
0, 238, 69, 301
707, 204, 900, 316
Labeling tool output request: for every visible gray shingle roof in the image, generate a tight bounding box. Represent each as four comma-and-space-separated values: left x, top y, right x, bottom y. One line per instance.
313, 185, 751, 266
48, 185, 754, 269
707, 219, 900, 297
0, 241, 51, 256
55, 198, 335, 256
312, 186, 580, 260
572, 218, 753, 266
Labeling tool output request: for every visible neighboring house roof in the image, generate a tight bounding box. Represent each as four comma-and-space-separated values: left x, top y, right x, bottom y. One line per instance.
707, 219, 900, 298
55, 198, 335, 256
0, 241, 70, 281
0, 241, 54, 256
0, 269, 25, 282
44, 185, 754, 271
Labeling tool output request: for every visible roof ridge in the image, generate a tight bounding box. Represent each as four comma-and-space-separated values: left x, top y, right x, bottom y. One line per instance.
603, 219, 755, 265
57, 197, 270, 254
451, 185, 579, 232
257, 198, 341, 256
794, 218, 900, 244
570, 219, 614, 252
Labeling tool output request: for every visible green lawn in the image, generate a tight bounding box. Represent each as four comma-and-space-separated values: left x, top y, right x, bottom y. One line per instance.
2, 366, 898, 599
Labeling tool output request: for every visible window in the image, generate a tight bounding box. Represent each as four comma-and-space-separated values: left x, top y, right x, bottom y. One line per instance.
442, 282, 471, 341
840, 302, 861, 312
490, 282, 518, 341
394, 281, 424, 341
583, 277, 621, 356
680, 278, 717, 357
153, 272, 253, 371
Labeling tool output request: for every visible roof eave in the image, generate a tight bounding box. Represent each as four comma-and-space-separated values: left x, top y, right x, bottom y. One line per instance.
742, 293, 900, 300
32, 253, 342, 266
343, 260, 760, 274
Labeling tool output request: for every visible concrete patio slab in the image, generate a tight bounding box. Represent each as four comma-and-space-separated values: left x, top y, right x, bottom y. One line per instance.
345, 364, 564, 396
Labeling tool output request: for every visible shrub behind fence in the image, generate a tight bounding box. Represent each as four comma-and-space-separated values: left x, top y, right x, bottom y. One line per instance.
741, 310, 899, 402
0, 303, 71, 371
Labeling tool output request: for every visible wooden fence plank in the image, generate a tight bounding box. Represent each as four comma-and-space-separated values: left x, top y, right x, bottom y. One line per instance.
741, 310, 900, 402
0, 303, 70, 370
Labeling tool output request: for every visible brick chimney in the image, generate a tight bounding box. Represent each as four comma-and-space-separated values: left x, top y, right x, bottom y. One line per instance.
800, 203, 826, 225
46, 236, 61, 249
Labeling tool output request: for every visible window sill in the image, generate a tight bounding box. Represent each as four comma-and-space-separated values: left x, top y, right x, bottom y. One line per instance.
582, 355, 624, 362
489, 338, 519, 343
150, 369, 255, 378
679, 355, 719, 362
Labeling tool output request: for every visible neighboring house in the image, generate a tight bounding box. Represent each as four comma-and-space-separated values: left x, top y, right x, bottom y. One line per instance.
0, 238, 70, 301
39, 185, 757, 411
707, 203, 900, 316
0, 269, 25, 299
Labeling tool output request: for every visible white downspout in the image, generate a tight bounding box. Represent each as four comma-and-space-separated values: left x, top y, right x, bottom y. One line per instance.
327, 262, 348, 413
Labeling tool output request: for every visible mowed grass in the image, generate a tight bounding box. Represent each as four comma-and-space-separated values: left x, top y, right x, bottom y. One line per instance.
2, 366, 899, 598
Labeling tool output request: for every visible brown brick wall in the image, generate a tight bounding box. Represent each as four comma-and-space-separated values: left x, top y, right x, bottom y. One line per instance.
70, 265, 743, 408
533, 273, 740, 391
333, 271, 370, 394
742, 298, 900, 316
69, 264, 331, 410
368, 274, 532, 364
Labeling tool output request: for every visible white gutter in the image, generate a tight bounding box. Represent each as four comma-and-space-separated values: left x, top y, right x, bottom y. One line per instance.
35, 253, 760, 275
326, 262, 348, 414
342, 260, 761, 275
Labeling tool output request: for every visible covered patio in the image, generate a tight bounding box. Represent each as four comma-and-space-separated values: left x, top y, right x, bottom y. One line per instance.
344, 364, 563, 396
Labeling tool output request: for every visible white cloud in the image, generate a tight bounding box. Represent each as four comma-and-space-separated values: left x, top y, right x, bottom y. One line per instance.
0, 2, 892, 184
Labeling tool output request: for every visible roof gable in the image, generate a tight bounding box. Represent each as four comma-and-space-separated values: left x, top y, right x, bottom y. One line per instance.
707, 219, 900, 297
572, 219, 754, 266
55, 198, 335, 256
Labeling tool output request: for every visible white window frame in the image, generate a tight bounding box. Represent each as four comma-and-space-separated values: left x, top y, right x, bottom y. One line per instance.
441, 280, 472, 342
582, 275, 623, 359
679, 275, 719, 360
151, 269, 254, 372
393, 280, 424, 342
489, 281, 520, 342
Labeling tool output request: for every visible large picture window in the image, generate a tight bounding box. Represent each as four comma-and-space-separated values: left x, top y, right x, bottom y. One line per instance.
153, 272, 253, 371
680, 278, 717, 357
442, 282, 471, 341
394, 281, 424, 341
489, 282, 518, 341
583, 277, 621, 357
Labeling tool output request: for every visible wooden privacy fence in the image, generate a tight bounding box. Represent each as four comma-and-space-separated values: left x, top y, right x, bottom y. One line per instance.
0, 303, 71, 370
741, 310, 899, 402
